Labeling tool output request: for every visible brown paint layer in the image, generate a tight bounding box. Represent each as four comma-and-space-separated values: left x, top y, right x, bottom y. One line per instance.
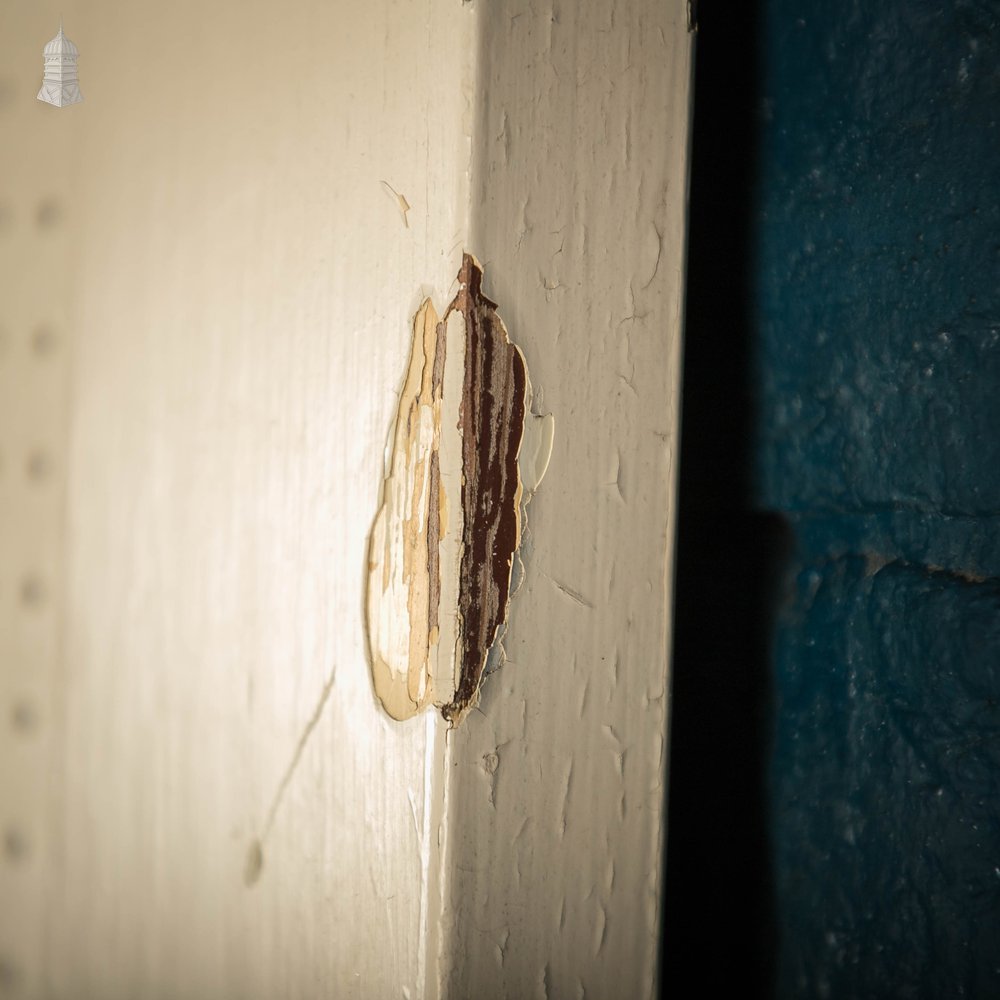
441, 255, 527, 724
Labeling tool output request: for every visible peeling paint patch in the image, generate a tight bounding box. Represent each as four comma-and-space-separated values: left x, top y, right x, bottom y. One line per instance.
366, 254, 553, 724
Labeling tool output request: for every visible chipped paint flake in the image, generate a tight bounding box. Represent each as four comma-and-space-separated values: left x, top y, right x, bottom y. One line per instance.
380, 180, 412, 228
366, 298, 458, 720
366, 254, 552, 724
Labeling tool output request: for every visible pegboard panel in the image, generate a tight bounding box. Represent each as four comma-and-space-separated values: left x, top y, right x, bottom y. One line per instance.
0, 5, 81, 997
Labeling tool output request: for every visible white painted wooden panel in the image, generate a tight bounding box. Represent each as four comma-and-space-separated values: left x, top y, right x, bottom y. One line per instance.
3, 2, 474, 997
435, 3, 693, 998
0, 1, 692, 997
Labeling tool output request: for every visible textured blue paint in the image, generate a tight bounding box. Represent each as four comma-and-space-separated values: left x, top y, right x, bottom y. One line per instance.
757, 1, 1000, 995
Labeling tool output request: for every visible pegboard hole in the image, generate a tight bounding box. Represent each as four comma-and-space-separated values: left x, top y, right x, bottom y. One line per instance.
31, 325, 57, 357
2, 827, 29, 864
19, 576, 45, 608
35, 198, 64, 230
25, 450, 52, 482
0, 956, 20, 993
10, 700, 39, 736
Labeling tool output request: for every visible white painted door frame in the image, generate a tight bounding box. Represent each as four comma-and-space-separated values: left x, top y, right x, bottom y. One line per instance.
0, 3, 692, 997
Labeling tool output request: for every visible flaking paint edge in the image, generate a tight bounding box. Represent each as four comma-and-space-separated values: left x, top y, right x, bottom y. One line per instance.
366, 254, 553, 725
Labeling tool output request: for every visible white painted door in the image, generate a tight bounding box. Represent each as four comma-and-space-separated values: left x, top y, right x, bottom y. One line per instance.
0, 3, 693, 997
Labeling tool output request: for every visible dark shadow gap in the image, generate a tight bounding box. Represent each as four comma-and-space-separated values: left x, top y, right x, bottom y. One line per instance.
663, 4, 787, 997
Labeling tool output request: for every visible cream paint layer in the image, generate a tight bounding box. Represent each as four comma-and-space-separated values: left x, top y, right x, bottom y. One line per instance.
367, 296, 462, 719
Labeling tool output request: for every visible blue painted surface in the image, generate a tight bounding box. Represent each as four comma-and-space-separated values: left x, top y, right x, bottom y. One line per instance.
757, 2, 1000, 995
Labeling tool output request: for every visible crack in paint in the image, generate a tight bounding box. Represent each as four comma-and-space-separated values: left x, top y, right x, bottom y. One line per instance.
244, 663, 337, 887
